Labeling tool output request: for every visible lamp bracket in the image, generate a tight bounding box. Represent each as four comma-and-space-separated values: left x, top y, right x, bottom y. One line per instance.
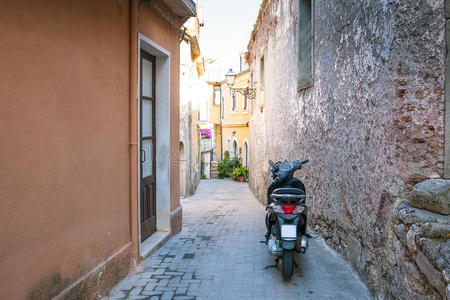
230, 87, 256, 99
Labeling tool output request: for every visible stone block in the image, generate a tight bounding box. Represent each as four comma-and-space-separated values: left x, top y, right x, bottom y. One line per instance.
415, 251, 446, 296
129, 286, 143, 295
421, 222, 450, 240
420, 238, 442, 258
410, 179, 450, 215
398, 201, 449, 225
406, 226, 419, 255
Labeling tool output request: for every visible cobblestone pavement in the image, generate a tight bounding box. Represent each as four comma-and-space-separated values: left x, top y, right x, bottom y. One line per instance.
109, 180, 371, 300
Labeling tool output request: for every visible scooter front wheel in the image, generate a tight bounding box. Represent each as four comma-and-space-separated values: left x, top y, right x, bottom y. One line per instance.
282, 249, 294, 278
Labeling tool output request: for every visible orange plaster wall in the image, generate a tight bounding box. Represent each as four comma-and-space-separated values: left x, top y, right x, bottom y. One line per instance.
137, 4, 181, 212
0, 1, 131, 298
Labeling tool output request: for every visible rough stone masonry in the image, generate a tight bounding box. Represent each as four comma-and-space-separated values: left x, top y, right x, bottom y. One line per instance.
247, 0, 448, 299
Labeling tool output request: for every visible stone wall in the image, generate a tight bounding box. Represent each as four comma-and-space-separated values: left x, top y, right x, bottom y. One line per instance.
247, 0, 447, 298
389, 179, 449, 299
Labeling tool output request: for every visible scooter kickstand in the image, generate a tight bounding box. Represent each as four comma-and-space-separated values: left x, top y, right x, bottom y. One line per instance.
264, 257, 280, 269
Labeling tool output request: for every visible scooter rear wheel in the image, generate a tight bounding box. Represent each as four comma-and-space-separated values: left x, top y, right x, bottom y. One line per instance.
282, 249, 294, 278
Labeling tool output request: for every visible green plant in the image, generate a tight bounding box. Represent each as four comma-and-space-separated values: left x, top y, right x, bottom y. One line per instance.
224, 150, 230, 160
217, 160, 231, 177
200, 174, 207, 180
228, 158, 241, 170
217, 155, 242, 178
232, 166, 248, 178
217, 173, 225, 179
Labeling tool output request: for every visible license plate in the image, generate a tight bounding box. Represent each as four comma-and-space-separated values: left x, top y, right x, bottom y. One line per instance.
281, 225, 297, 239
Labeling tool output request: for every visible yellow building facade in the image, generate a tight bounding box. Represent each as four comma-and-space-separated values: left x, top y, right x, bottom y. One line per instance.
208, 69, 250, 167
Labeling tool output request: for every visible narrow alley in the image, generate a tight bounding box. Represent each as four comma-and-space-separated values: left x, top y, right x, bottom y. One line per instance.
109, 180, 371, 300
1, 1, 449, 299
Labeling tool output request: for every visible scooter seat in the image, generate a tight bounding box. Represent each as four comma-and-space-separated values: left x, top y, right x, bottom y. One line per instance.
272, 187, 305, 195
270, 188, 306, 203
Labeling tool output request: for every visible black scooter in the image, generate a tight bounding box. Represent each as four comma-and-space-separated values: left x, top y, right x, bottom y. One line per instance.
263, 159, 309, 278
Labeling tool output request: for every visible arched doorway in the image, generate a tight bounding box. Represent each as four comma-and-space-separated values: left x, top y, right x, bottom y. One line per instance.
243, 141, 248, 167
179, 141, 186, 197
232, 140, 238, 159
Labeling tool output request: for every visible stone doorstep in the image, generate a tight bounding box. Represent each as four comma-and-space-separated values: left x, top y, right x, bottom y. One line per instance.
140, 231, 171, 259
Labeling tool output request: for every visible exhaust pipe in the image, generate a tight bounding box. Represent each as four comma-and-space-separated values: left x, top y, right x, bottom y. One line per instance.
301, 235, 309, 253
268, 236, 283, 256
295, 235, 309, 253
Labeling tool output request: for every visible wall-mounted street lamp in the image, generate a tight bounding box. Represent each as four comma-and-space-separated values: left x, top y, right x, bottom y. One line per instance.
225, 69, 256, 99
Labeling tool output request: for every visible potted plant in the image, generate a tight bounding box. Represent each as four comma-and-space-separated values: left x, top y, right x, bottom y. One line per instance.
232, 166, 248, 182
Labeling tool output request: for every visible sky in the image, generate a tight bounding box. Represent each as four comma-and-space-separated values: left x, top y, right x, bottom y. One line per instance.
199, 0, 263, 81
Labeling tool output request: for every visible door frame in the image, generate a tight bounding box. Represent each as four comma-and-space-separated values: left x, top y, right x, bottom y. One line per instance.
137, 34, 172, 255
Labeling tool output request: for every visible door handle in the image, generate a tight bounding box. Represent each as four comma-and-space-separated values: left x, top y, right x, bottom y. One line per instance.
140, 150, 146, 162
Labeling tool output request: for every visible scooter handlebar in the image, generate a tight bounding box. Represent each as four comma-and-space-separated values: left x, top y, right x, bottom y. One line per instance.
301, 159, 309, 165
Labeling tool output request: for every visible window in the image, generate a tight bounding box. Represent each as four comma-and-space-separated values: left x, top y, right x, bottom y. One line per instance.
260, 56, 265, 90
298, 0, 313, 90
232, 92, 237, 111
232, 140, 238, 158
213, 85, 221, 105
198, 100, 208, 121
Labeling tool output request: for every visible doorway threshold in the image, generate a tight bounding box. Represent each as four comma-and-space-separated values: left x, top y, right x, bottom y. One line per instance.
140, 230, 171, 259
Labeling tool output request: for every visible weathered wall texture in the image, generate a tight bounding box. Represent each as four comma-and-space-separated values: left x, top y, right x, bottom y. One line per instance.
248, 0, 447, 298
444, 0, 450, 179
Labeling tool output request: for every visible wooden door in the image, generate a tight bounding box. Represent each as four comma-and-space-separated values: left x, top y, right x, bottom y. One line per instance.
140, 50, 156, 241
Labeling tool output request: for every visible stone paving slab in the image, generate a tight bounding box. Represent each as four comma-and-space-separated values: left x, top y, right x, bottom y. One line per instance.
109, 180, 371, 299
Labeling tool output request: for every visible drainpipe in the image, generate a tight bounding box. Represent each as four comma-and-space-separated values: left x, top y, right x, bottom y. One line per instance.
220, 85, 223, 161
129, 0, 139, 258
220, 122, 223, 161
